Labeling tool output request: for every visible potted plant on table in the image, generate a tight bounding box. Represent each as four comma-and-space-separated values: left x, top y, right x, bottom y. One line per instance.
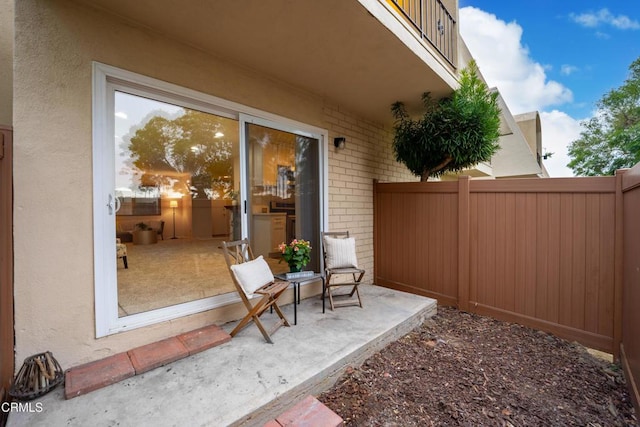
278, 239, 312, 272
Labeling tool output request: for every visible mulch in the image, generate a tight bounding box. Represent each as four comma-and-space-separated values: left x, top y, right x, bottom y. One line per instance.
319, 306, 638, 426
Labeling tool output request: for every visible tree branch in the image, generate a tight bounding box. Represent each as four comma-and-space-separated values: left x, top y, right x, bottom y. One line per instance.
422, 156, 453, 181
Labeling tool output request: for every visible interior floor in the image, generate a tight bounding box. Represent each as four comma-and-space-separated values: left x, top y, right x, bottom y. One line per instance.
117, 237, 289, 317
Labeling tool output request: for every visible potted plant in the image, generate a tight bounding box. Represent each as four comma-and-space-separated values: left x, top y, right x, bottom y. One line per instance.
133, 222, 157, 245
278, 239, 312, 272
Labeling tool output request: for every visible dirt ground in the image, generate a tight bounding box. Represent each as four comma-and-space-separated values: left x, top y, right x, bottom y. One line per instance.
319, 306, 637, 426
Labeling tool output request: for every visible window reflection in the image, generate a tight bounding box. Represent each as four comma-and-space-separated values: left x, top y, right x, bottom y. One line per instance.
247, 124, 320, 273
112, 92, 321, 318
114, 91, 240, 317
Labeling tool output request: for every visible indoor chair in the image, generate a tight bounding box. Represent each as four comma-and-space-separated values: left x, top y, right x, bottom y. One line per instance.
221, 239, 290, 343
321, 231, 365, 310
116, 238, 128, 269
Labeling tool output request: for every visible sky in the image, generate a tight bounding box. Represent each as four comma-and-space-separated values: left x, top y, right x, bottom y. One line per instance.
457, 1, 640, 176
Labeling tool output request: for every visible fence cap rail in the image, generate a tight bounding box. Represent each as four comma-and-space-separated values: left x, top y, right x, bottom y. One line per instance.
471, 177, 616, 193
621, 165, 640, 192
376, 176, 617, 193
375, 181, 458, 193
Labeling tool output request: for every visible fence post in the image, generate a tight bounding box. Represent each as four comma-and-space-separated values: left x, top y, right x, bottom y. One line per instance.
457, 176, 470, 311
613, 170, 626, 360
373, 179, 379, 285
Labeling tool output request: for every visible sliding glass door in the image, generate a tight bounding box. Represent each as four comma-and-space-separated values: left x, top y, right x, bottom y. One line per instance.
113, 91, 241, 317
93, 63, 326, 336
245, 121, 321, 273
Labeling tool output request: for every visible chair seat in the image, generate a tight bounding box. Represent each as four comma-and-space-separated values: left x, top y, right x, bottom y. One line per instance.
255, 280, 289, 296
326, 267, 365, 275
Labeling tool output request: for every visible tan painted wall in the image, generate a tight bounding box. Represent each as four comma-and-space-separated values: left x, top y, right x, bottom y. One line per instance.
323, 105, 416, 276
514, 112, 542, 162
0, 0, 13, 125
13, 0, 416, 368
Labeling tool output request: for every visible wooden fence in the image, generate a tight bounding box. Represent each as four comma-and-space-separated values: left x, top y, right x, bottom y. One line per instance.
374, 175, 623, 356
621, 164, 640, 413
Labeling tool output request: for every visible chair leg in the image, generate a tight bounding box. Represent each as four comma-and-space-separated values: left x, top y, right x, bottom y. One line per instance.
230, 298, 266, 337
353, 285, 362, 307
230, 314, 254, 338
327, 286, 336, 311
230, 294, 289, 343
324, 270, 364, 310
271, 302, 290, 327
252, 315, 274, 344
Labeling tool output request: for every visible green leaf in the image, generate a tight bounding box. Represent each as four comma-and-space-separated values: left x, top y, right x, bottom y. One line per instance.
391, 60, 501, 180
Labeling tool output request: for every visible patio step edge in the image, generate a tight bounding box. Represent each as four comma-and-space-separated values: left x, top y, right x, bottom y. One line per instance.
233, 295, 438, 426
265, 395, 344, 427
64, 324, 231, 399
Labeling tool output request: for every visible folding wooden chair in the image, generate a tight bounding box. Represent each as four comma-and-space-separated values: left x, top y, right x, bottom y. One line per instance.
221, 239, 290, 343
321, 231, 365, 310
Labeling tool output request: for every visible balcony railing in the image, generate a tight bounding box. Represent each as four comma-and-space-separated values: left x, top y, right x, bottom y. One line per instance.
390, 0, 456, 67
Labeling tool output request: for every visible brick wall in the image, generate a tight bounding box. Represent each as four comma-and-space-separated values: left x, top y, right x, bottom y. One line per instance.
322, 104, 417, 283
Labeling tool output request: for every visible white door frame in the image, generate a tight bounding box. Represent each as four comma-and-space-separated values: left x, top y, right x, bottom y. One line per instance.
92, 62, 328, 337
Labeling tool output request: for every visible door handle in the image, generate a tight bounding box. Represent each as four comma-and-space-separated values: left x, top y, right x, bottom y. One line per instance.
107, 194, 121, 215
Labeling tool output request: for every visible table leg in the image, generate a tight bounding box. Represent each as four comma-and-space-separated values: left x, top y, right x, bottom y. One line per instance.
322, 277, 325, 314
294, 281, 298, 325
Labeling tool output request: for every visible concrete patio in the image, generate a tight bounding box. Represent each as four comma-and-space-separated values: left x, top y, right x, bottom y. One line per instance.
7, 285, 436, 427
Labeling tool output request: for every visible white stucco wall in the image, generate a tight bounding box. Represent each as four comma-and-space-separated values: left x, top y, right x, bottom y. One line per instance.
13, 0, 416, 368
0, 0, 13, 125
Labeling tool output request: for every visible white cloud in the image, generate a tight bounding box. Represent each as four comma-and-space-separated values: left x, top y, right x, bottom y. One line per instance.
570, 9, 640, 30
460, 7, 581, 177
571, 12, 599, 28
539, 110, 583, 177
115, 111, 128, 119
459, 7, 573, 114
560, 65, 578, 76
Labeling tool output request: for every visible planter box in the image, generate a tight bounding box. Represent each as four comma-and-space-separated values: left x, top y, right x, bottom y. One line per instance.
133, 229, 157, 245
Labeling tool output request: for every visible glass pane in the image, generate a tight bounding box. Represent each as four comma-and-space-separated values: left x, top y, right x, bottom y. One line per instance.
114, 91, 241, 317
246, 123, 320, 274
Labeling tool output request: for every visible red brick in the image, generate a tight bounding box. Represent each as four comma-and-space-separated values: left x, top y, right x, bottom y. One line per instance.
127, 337, 189, 375
64, 352, 134, 399
263, 420, 282, 427
276, 395, 343, 427
177, 324, 231, 355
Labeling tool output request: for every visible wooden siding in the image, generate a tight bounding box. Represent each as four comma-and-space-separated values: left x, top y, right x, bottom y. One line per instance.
374, 175, 621, 355
622, 164, 640, 415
